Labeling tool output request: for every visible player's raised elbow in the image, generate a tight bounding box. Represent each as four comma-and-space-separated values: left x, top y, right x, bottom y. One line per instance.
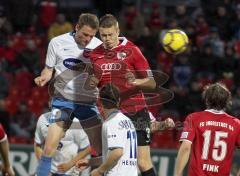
149, 78, 156, 89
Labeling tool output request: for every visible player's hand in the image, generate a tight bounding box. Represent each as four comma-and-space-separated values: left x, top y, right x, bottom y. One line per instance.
84, 75, 99, 90
164, 118, 175, 129
125, 71, 136, 86
57, 162, 73, 173
34, 75, 49, 87
2, 166, 15, 176
91, 168, 102, 176
75, 158, 89, 172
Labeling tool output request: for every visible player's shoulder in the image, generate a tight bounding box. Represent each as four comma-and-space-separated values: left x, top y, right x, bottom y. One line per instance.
227, 114, 240, 125
107, 112, 131, 125
87, 44, 105, 60
91, 43, 104, 53
119, 37, 143, 60
186, 111, 203, 119
119, 37, 138, 49
48, 32, 74, 49
87, 37, 102, 50
37, 112, 51, 124
0, 123, 6, 142
233, 117, 240, 124
50, 32, 73, 43
0, 123, 5, 134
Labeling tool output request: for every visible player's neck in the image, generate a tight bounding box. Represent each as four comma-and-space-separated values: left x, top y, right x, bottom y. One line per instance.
104, 108, 119, 119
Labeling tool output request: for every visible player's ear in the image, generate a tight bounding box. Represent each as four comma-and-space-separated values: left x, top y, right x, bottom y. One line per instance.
116, 26, 120, 36
75, 24, 80, 32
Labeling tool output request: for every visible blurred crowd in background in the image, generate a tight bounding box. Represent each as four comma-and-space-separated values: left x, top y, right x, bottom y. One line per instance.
0, 0, 240, 149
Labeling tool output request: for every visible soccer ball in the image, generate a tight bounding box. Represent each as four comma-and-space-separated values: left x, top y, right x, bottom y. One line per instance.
162, 29, 189, 55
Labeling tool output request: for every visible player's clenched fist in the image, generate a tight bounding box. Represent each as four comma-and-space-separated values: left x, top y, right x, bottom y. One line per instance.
34, 76, 49, 87
125, 71, 136, 85
2, 166, 15, 176
164, 118, 175, 129
34, 67, 53, 87
75, 158, 89, 172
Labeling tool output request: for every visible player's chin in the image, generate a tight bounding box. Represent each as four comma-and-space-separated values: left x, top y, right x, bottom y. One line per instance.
106, 43, 114, 49
77, 40, 88, 47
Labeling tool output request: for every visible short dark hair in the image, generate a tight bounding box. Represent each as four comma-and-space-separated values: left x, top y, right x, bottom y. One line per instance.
202, 83, 232, 110
99, 14, 118, 28
78, 13, 99, 29
99, 83, 120, 109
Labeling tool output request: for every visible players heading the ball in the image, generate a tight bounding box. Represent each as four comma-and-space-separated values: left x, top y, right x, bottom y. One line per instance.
34, 13, 102, 176
175, 83, 240, 176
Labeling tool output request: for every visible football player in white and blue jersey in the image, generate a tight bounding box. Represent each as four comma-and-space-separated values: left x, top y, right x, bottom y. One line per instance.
34, 13, 102, 176
34, 113, 91, 176
76, 83, 138, 176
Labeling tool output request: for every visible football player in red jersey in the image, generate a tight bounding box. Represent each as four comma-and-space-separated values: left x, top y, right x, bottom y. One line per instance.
86, 14, 174, 176
0, 123, 15, 176
175, 83, 240, 176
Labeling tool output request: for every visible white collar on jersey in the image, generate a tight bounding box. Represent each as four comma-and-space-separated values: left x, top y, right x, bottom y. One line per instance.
205, 109, 225, 114
118, 37, 128, 46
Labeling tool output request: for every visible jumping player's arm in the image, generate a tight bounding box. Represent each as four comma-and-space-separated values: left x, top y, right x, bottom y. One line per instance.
126, 46, 156, 90
175, 141, 191, 176
0, 124, 15, 176
34, 67, 53, 87
34, 39, 56, 87
92, 148, 123, 175
151, 118, 175, 132
127, 72, 156, 90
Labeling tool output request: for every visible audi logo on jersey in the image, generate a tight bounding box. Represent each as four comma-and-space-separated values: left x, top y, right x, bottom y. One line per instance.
100, 63, 122, 71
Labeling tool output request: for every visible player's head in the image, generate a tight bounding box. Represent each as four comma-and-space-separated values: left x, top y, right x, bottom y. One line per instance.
99, 83, 120, 110
75, 13, 99, 47
202, 83, 232, 110
99, 14, 120, 49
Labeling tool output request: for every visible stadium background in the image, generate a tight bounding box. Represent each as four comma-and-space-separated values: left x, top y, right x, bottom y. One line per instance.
0, 0, 240, 175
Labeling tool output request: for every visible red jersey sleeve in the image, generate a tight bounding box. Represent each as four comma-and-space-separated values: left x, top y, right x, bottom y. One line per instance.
0, 124, 7, 142
131, 46, 153, 78
179, 114, 195, 143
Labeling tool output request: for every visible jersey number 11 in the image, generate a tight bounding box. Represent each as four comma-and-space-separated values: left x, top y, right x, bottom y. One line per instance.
127, 130, 137, 159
